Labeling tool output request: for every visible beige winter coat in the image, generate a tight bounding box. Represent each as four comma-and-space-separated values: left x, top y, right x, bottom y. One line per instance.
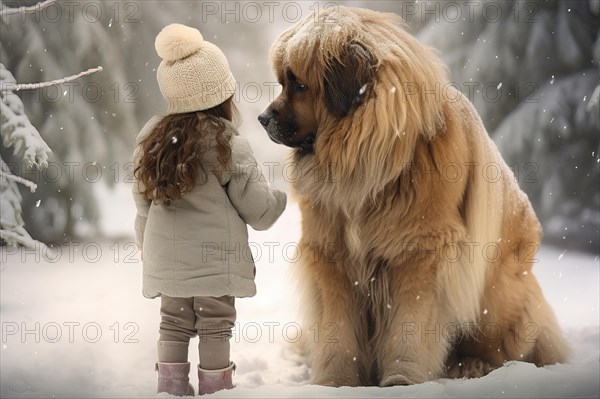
132, 116, 287, 299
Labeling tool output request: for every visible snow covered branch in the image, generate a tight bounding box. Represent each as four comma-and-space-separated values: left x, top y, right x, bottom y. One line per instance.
0, 227, 41, 250
0, 170, 37, 192
0, 99, 51, 169
0, 66, 103, 92
0, 0, 57, 16
0, 64, 51, 169
0, 157, 38, 249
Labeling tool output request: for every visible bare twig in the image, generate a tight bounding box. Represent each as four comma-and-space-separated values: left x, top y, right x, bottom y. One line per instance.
0, 170, 37, 192
0, 0, 57, 16
0, 66, 103, 92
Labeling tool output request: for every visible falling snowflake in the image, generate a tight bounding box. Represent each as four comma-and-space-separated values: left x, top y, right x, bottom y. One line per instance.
558, 250, 567, 261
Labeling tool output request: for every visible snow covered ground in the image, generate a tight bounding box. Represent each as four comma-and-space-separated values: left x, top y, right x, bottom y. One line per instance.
1, 199, 599, 398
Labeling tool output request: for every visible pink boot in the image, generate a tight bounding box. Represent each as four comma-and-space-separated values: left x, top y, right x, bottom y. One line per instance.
197, 362, 235, 395
156, 362, 195, 396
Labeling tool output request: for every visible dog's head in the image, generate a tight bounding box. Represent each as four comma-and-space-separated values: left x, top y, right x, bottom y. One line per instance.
259, 37, 377, 154
260, 6, 448, 202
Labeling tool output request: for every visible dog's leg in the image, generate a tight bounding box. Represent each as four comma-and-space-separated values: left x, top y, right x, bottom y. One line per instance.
446, 242, 569, 378
445, 282, 568, 379
303, 253, 365, 386
376, 262, 450, 386
492, 257, 569, 368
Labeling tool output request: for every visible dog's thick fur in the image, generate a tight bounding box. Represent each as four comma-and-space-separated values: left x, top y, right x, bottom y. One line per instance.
260, 7, 568, 386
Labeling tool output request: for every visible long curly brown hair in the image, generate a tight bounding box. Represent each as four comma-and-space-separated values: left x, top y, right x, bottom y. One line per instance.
134, 96, 238, 205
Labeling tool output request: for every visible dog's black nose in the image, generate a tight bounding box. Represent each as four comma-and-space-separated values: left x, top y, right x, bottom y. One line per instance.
258, 111, 271, 128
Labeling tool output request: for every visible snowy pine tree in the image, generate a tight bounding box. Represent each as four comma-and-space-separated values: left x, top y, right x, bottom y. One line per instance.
0, 0, 102, 247
399, 0, 600, 252
1, 61, 49, 247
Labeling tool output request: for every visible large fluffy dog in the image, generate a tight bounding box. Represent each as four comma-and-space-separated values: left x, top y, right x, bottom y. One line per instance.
259, 7, 568, 386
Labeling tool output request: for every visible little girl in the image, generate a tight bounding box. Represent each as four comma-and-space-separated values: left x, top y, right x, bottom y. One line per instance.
132, 24, 286, 396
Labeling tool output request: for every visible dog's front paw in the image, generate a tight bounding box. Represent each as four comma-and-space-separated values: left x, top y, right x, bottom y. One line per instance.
379, 361, 429, 386
379, 374, 414, 386
312, 374, 361, 387
446, 357, 495, 379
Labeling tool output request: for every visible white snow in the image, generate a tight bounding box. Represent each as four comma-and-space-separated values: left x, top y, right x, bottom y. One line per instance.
1, 200, 599, 398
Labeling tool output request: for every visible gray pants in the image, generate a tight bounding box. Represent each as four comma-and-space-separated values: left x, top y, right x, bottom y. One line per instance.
158, 295, 236, 370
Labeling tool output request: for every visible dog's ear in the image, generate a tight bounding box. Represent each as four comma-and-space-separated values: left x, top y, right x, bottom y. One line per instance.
324, 42, 376, 118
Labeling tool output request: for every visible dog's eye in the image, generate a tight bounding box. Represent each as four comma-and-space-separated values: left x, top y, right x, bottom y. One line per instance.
295, 82, 308, 92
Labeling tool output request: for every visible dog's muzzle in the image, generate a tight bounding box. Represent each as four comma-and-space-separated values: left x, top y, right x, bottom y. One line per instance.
258, 110, 315, 154
258, 110, 283, 144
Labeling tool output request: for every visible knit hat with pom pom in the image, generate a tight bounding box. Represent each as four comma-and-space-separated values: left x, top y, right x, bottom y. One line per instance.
155, 23, 236, 114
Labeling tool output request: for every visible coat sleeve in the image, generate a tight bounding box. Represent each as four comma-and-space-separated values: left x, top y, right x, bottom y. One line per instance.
225, 136, 287, 231
132, 145, 151, 247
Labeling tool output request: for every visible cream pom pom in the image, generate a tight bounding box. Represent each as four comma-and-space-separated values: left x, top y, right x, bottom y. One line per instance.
155, 23, 204, 62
